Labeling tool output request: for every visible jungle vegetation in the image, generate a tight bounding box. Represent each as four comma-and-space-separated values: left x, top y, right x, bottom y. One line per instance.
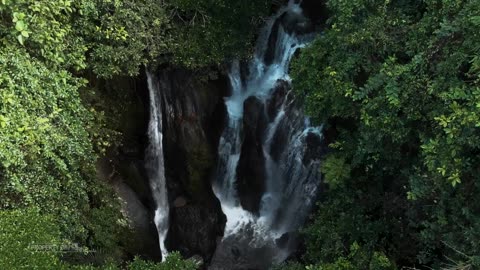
284, 0, 480, 269
1, 0, 479, 269
0, 0, 269, 268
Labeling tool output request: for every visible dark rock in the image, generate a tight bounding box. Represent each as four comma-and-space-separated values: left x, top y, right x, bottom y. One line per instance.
275, 232, 300, 251
118, 161, 152, 207
150, 69, 227, 262
97, 156, 160, 261
266, 79, 290, 121
112, 180, 161, 261
264, 18, 281, 66
239, 60, 250, 88
275, 233, 290, 249
243, 96, 268, 141
209, 227, 277, 270
189, 255, 204, 268
94, 73, 162, 261
265, 3, 318, 65
300, 0, 328, 26
268, 102, 305, 163
280, 9, 314, 35
303, 131, 323, 165
236, 97, 268, 214
276, 231, 306, 263
173, 196, 188, 208
167, 203, 225, 262
217, 70, 233, 99
209, 85, 229, 150
268, 119, 290, 163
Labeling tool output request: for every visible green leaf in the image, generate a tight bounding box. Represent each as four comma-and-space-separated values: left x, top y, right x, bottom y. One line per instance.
17, 34, 24, 45
470, 16, 480, 26
0, 115, 9, 128
15, 20, 25, 31
21, 31, 29, 37
37, 117, 49, 124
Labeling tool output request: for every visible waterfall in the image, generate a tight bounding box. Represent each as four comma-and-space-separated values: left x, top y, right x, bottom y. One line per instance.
211, 0, 322, 267
146, 72, 169, 261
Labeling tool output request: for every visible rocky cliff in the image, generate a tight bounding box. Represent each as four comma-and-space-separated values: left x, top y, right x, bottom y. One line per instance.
153, 68, 228, 262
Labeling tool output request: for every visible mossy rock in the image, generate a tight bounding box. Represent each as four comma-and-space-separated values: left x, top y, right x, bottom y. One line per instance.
186, 143, 214, 203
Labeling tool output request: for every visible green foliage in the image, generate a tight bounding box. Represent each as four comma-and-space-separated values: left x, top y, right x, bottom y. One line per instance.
1, 0, 266, 77
0, 47, 89, 237
1, 0, 274, 268
0, 208, 64, 269
0, 42, 126, 262
166, 0, 271, 67
320, 154, 351, 188
75, 0, 170, 77
0, 0, 170, 77
127, 252, 197, 270
276, 245, 393, 270
292, 0, 480, 268
186, 143, 214, 201
0, 0, 87, 69
0, 209, 197, 269
0, 0, 146, 265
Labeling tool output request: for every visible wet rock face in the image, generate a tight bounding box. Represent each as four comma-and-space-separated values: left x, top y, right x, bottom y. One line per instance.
113, 180, 162, 260
243, 96, 268, 141
268, 93, 304, 163
267, 79, 289, 120
236, 97, 267, 214
264, 18, 282, 66
97, 156, 161, 261
153, 68, 228, 261
167, 203, 225, 261
280, 9, 314, 35
94, 74, 163, 261
300, 0, 328, 26
209, 227, 277, 270
303, 131, 324, 165
239, 60, 250, 88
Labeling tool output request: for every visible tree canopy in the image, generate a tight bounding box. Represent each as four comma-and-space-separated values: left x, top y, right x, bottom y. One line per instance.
287, 0, 480, 269
4, 0, 480, 269
0, 0, 271, 268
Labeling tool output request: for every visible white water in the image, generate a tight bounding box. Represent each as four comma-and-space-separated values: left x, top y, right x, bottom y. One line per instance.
213, 0, 322, 257
146, 72, 169, 261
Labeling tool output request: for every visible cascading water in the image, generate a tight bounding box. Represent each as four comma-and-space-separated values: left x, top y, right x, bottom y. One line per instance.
146, 72, 170, 261
211, 0, 323, 268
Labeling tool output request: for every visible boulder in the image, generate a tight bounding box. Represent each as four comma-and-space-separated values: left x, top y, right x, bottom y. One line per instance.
236, 97, 268, 214
173, 196, 188, 208
279, 9, 314, 35
150, 69, 228, 262
209, 228, 277, 270
300, 0, 329, 26
264, 19, 281, 66
303, 131, 324, 165
189, 255, 205, 268
112, 180, 161, 261
266, 79, 290, 121
167, 203, 225, 262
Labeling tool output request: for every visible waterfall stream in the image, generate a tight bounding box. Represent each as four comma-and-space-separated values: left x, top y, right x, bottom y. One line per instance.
146, 73, 169, 261
211, 0, 323, 267
144, 0, 323, 267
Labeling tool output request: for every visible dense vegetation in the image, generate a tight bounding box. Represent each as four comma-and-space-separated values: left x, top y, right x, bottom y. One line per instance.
2, 0, 479, 269
286, 0, 480, 269
0, 0, 270, 268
